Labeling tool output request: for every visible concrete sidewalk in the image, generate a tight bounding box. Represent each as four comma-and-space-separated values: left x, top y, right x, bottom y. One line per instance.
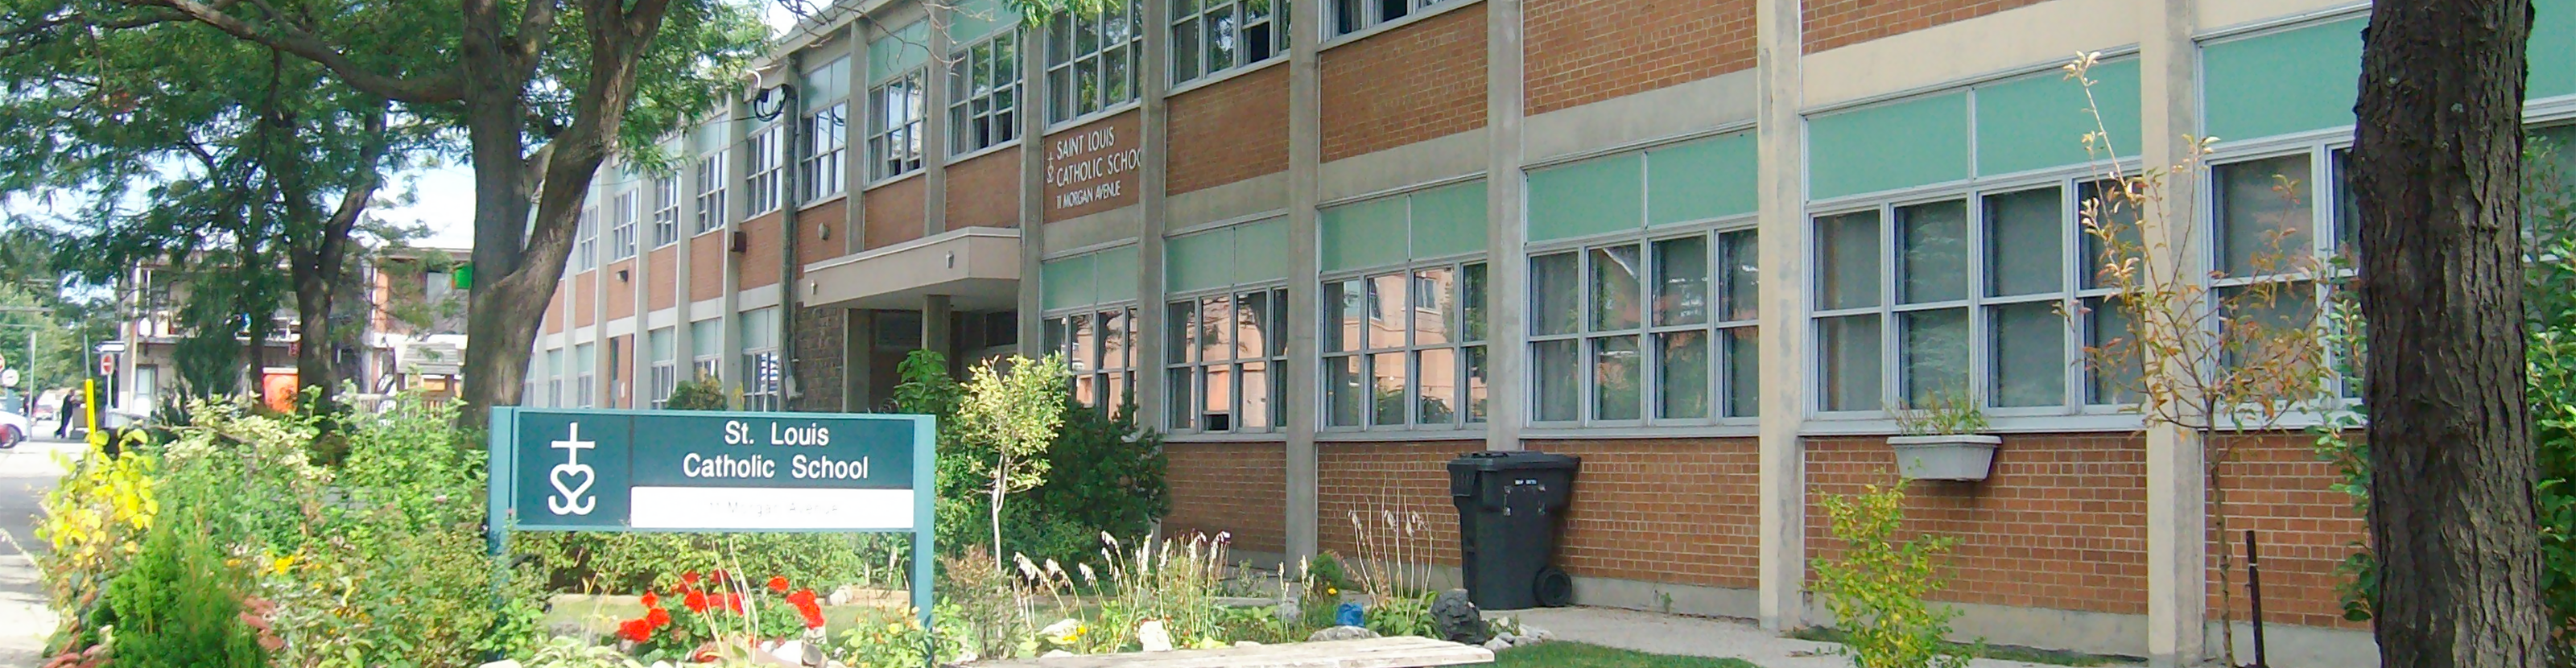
0, 435, 77, 667
1500, 607, 2127, 668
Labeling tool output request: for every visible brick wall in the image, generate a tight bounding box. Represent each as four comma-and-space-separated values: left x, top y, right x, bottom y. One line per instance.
1166, 441, 1290, 554
798, 200, 845, 266
1530, 439, 1761, 589
1805, 433, 2150, 616
1525, 0, 1755, 114
865, 177, 928, 249
1803, 0, 2052, 53
545, 285, 564, 334
2206, 433, 2368, 629
945, 151, 1022, 229
1316, 439, 1487, 567
648, 246, 677, 311
791, 306, 845, 411
1320, 5, 1488, 163
604, 259, 636, 321
690, 233, 724, 302
741, 213, 782, 289
1170, 65, 1290, 195
573, 274, 597, 327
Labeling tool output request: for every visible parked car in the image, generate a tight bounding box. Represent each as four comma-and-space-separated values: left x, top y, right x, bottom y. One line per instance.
0, 409, 28, 448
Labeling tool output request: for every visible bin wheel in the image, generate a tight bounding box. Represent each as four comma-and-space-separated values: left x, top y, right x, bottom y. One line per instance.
1534, 567, 1574, 608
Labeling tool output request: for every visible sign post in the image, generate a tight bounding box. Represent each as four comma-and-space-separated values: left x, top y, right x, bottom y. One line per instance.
487, 407, 937, 666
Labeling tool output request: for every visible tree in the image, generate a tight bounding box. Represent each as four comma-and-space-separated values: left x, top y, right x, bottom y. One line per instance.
952, 353, 1067, 567
2352, 2, 2549, 666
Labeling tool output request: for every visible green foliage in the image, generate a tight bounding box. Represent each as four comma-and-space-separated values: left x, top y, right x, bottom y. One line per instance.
1809, 484, 1970, 668
1492, 643, 1763, 668
34, 439, 157, 652
102, 511, 266, 668
1364, 592, 1435, 638
894, 349, 1168, 570
1890, 388, 1989, 437
521, 635, 645, 668
956, 353, 1072, 565
664, 375, 731, 410
838, 607, 949, 668
512, 531, 883, 595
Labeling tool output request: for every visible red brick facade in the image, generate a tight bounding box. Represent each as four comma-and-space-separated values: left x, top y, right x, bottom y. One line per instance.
1166, 442, 1291, 554
864, 177, 928, 249
798, 199, 845, 266
740, 213, 782, 289
1802, 0, 2053, 53
604, 259, 635, 321
1531, 438, 1762, 589
689, 233, 724, 302
647, 246, 677, 311
1319, 5, 1489, 162
1170, 64, 1290, 196
2205, 434, 2368, 629
572, 274, 596, 327
1316, 439, 1487, 567
945, 151, 1022, 229
1525, 0, 1756, 114
545, 287, 565, 334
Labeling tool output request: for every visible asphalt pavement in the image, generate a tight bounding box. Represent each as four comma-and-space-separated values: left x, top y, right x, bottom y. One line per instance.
0, 427, 76, 666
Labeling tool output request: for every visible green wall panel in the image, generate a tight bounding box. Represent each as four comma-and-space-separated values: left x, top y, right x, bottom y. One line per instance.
1809, 92, 1971, 200
1527, 153, 1645, 242
1040, 254, 1096, 311
1410, 181, 1488, 258
2203, 18, 2363, 142
1166, 229, 1234, 294
952, 0, 1017, 45
1978, 59, 2139, 176
2537, 0, 2576, 99
869, 21, 931, 83
1094, 245, 1139, 303
1648, 131, 1757, 225
1234, 218, 1291, 282
1321, 197, 1408, 272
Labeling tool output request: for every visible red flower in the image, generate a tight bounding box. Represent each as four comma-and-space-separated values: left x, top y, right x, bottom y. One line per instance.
785, 588, 817, 607
681, 571, 701, 587
683, 590, 710, 613
709, 570, 729, 585
617, 618, 654, 644
640, 592, 659, 609
767, 575, 790, 593
723, 592, 744, 614
795, 600, 825, 629
646, 607, 673, 629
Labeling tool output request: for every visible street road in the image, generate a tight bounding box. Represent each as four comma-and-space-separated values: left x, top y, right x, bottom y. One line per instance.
0, 427, 75, 666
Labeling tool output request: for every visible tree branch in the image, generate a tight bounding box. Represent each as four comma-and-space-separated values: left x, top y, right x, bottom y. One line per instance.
125, 0, 462, 105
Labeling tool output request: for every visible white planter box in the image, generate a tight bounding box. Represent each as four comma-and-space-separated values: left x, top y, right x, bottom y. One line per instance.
1888, 435, 2003, 481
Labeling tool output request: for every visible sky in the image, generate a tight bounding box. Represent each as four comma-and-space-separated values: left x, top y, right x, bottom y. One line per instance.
396, 5, 806, 249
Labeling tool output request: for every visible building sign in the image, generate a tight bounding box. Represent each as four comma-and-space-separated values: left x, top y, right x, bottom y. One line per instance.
1043, 113, 1141, 219
490, 407, 932, 531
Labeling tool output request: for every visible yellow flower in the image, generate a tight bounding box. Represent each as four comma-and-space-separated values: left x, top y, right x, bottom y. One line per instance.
270, 555, 298, 575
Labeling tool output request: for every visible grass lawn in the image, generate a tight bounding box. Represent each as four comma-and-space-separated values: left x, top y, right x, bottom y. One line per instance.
1492, 642, 1761, 668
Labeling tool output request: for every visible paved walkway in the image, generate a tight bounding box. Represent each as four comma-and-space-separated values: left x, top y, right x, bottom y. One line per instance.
0, 432, 76, 667
1502, 607, 2110, 668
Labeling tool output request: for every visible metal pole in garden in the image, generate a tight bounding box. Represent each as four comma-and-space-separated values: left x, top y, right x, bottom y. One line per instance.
914, 413, 937, 668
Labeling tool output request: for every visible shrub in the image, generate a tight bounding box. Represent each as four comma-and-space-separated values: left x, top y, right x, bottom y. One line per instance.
666, 376, 730, 410
1809, 484, 1970, 668
34, 440, 157, 654
102, 511, 266, 668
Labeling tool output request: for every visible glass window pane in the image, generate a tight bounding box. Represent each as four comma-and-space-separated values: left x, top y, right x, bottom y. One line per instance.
1075, 373, 1100, 408
1414, 267, 1455, 346
1462, 262, 1488, 342
1819, 314, 1882, 410
1269, 287, 1288, 357
1043, 317, 1068, 358
1653, 236, 1709, 327
1531, 252, 1581, 336
1415, 348, 1456, 425
1533, 340, 1579, 421
1657, 330, 1709, 419
1370, 351, 1408, 426
2085, 296, 2140, 403
2333, 149, 2357, 254
1898, 200, 1970, 303
1326, 279, 1361, 353
1166, 367, 1194, 430
2215, 154, 2315, 278
2079, 179, 2145, 290
1592, 336, 1642, 421
1900, 308, 1970, 406
1071, 313, 1097, 373
1724, 328, 1760, 417
1368, 273, 1407, 348
1463, 344, 1489, 423
1240, 361, 1271, 431
1269, 363, 1287, 426
1201, 364, 1233, 431
1100, 309, 1130, 370
1172, 17, 1201, 83
1200, 295, 1232, 362
1817, 211, 1881, 310
1204, 6, 1233, 72
1990, 302, 2066, 407
1106, 371, 1130, 414
1985, 188, 2064, 296
1589, 245, 1643, 332
1166, 300, 1198, 364
1326, 356, 1364, 427
2219, 282, 2319, 372
1720, 229, 1758, 323
1237, 291, 1272, 362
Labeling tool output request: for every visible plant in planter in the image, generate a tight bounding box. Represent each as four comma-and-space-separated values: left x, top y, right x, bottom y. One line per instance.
613, 570, 828, 664
1887, 389, 2000, 481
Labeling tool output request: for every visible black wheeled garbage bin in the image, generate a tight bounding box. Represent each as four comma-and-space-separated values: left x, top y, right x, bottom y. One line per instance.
1447, 450, 1580, 610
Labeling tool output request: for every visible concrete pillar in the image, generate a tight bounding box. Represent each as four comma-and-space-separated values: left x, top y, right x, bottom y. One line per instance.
1753, 0, 1810, 633
923, 295, 954, 363
721, 95, 750, 403
1015, 15, 1050, 358
1482, 0, 1525, 452
1281, 0, 1325, 563
2139, 1, 2206, 665
1134, 0, 1173, 433
780, 53, 807, 409
925, 6, 954, 238
675, 134, 699, 385
848, 21, 870, 257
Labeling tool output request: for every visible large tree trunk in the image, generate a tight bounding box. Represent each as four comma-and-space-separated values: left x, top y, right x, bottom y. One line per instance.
293, 271, 338, 407
2353, 2, 2548, 666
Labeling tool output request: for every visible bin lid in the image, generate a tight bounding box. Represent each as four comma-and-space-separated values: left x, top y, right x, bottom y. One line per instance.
1446, 450, 1581, 472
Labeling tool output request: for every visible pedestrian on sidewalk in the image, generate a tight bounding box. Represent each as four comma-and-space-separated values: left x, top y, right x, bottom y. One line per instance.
53, 390, 80, 439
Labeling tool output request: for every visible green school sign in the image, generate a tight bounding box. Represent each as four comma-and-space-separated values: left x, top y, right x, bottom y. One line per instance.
485, 407, 937, 662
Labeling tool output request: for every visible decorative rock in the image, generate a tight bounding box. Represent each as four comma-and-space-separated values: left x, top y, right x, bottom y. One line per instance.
651, 662, 675, 668
1494, 632, 1518, 645
1235, 641, 1262, 647
1529, 628, 1554, 643
1274, 599, 1301, 625
1137, 620, 1174, 652
768, 640, 805, 665
477, 662, 522, 668
1481, 638, 1511, 653
1042, 650, 1075, 658
1308, 625, 1381, 642
1430, 589, 1488, 645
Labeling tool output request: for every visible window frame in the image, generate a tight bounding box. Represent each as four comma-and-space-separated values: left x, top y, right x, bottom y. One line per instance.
803, 101, 849, 202
1525, 221, 1757, 430
1326, 0, 1451, 39
647, 327, 677, 409
694, 151, 730, 236
1042, 303, 1141, 417
652, 172, 681, 247
574, 207, 598, 271
1170, 0, 1288, 87
747, 124, 786, 214
2202, 142, 2352, 398
868, 68, 928, 183
1320, 257, 1487, 433
949, 31, 1023, 156
1044, 0, 1142, 126
573, 342, 597, 408
1164, 285, 1289, 435
739, 307, 782, 412
609, 189, 639, 261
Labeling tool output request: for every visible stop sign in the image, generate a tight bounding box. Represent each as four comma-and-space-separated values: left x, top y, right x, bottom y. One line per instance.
98, 353, 114, 376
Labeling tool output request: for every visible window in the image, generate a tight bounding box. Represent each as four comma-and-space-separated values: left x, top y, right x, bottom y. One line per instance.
1171, 0, 1286, 85
648, 328, 677, 408
574, 207, 598, 271
1045, 0, 1141, 123
690, 319, 723, 381
694, 151, 729, 234
1330, 0, 1443, 37
1531, 229, 1757, 425
747, 125, 785, 214
545, 348, 565, 407
804, 104, 848, 201
1166, 287, 1286, 433
573, 343, 597, 408
869, 70, 927, 180
652, 173, 680, 246
1325, 262, 1486, 429
741, 307, 782, 411
1044, 307, 1138, 414
951, 32, 1022, 155
609, 190, 638, 260
2211, 153, 2323, 375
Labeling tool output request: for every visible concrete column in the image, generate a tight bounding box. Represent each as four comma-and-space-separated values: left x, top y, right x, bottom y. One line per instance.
925, 6, 954, 237
632, 170, 653, 408
1281, 0, 1324, 564
722, 96, 750, 403
848, 21, 869, 257
2139, 1, 2205, 665
1752, 0, 1810, 633
923, 295, 955, 365
1481, 0, 1525, 452
781, 54, 807, 410
675, 136, 699, 383
1134, 0, 1173, 431
589, 178, 611, 409
1015, 18, 1049, 358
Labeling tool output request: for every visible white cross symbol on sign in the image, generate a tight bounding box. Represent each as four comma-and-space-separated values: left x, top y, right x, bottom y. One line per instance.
547, 423, 599, 515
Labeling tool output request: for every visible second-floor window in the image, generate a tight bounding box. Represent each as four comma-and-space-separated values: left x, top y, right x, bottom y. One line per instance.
652, 173, 680, 246
1330, 0, 1446, 37
870, 70, 927, 181
1046, 0, 1140, 123
610, 190, 638, 260
805, 103, 848, 200
575, 207, 597, 271
950, 31, 1022, 155
1173, 0, 1286, 85
695, 151, 729, 234
747, 126, 785, 214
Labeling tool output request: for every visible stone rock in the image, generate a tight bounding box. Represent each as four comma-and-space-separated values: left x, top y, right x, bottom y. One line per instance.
1137, 620, 1174, 652
1274, 599, 1302, 625
1235, 641, 1261, 647
1307, 625, 1380, 642
1481, 638, 1511, 653
477, 662, 522, 668
1042, 650, 1075, 658
1528, 628, 1554, 643
827, 588, 852, 606
768, 640, 805, 665
650, 662, 675, 668
1430, 589, 1488, 644
1494, 632, 1518, 645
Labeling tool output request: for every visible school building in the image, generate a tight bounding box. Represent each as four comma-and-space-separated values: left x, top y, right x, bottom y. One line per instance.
529, 0, 2576, 664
